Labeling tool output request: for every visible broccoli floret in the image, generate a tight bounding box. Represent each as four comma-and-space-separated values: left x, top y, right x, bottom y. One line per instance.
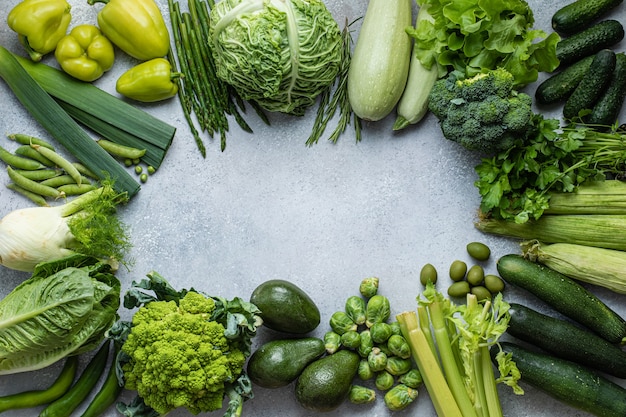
428, 68, 534, 154
121, 291, 247, 416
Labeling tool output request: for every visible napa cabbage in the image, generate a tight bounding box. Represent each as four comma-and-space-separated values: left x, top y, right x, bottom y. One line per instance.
209, 0, 343, 116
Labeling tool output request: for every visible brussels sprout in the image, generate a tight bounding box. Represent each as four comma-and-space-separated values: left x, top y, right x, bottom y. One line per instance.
385, 356, 413, 376
357, 329, 374, 358
357, 358, 375, 380
324, 331, 342, 354
384, 383, 418, 411
365, 295, 391, 328
399, 368, 423, 389
349, 385, 376, 404
388, 321, 402, 336
345, 295, 366, 325
329, 311, 357, 335
359, 277, 379, 298
370, 322, 393, 344
375, 370, 395, 391
341, 330, 361, 349
367, 347, 388, 372
377, 342, 393, 357
387, 334, 411, 359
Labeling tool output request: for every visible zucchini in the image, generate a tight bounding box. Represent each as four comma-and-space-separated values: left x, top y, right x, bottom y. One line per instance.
348, 0, 412, 121
494, 342, 626, 417
556, 19, 624, 66
588, 52, 626, 125
563, 48, 616, 120
393, 5, 439, 130
535, 55, 594, 104
507, 303, 626, 378
552, 0, 624, 35
496, 254, 626, 344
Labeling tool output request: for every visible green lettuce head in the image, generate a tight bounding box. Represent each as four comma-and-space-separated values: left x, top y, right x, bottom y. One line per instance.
210, 0, 343, 115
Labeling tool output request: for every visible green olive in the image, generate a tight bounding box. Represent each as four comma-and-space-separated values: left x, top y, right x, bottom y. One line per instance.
466, 241, 491, 261
471, 285, 492, 301
420, 263, 438, 286
484, 274, 505, 293
447, 281, 470, 298
448, 260, 467, 282
466, 265, 485, 286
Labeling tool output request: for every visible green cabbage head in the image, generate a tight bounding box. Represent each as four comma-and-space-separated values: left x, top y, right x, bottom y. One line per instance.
210, 0, 343, 115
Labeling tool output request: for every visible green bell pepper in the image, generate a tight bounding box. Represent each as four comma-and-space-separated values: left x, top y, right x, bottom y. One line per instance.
116, 58, 180, 102
7, 0, 72, 61
88, 0, 170, 61
55, 24, 115, 82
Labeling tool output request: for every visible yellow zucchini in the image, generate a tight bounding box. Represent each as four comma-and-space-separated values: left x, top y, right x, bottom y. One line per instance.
348, 0, 413, 122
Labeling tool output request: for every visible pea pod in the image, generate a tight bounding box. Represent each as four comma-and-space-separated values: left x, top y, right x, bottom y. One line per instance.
0, 356, 77, 413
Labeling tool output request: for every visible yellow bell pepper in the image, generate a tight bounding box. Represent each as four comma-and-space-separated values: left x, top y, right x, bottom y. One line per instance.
116, 58, 180, 102
7, 0, 72, 61
55, 24, 115, 82
88, 0, 170, 61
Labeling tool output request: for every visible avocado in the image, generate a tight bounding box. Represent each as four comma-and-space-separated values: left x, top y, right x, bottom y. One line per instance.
250, 279, 320, 334
247, 337, 326, 388
294, 349, 360, 412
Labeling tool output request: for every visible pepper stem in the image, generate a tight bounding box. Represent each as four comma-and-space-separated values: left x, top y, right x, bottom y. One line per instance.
86, 0, 110, 5
18, 35, 43, 62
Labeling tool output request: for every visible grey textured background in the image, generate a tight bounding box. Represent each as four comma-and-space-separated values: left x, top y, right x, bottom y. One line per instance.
0, 0, 625, 415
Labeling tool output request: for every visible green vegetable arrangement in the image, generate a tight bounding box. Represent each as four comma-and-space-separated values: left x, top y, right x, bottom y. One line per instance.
109, 271, 262, 417
0, 255, 121, 375
209, 0, 344, 116
409, 0, 561, 86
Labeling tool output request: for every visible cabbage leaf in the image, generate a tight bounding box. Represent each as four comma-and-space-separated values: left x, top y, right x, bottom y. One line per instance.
0, 254, 120, 374
210, 0, 343, 115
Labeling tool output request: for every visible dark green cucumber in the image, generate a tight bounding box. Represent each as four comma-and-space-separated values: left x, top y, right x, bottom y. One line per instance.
507, 303, 626, 378
535, 55, 594, 104
552, 0, 624, 35
493, 342, 626, 417
563, 49, 616, 119
496, 254, 626, 344
588, 52, 626, 125
556, 19, 624, 65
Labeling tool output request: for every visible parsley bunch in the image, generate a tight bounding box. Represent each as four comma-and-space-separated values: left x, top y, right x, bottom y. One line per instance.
475, 116, 626, 223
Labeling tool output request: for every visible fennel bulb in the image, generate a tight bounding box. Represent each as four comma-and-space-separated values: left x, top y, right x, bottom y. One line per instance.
209, 0, 343, 116
0, 184, 130, 272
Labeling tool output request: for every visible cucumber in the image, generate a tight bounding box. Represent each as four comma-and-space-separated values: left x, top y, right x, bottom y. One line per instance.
348, 0, 412, 121
507, 303, 626, 378
493, 342, 626, 417
556, 19, 624, 66
496, 254, 626, 344
552, 0, 624, 35
563, 48, 616, 120
588, 52, 626, 125
535, 55, 594, 104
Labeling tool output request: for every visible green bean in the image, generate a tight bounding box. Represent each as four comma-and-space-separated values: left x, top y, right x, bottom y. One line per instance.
31, 144, 83, 186
57, 183, 98, 196
6, 183, 50, 207
40, 174, 91, 188
96, 139, 146, 160
0, 144, 44, 170
12, 168, 62, 181
0, 356, 78, 413
8, 133, 55, 150
7, 166, 63, 199
14, 145, 56, 167
40, 343, 110, 417
79, 343, 123, 417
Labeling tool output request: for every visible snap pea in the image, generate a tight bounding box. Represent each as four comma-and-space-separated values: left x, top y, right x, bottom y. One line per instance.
0, 144, 44, 170
8, 133, 55, 150
7, 166, 63, 199
40, 174, 91, 188
96, 139, 146, 160
15, 145, 55, 167
6, 182, 49, 207
0, 356, 78, 413
39, 342, 111, 417
12, 168, 62, 181
31, 144, 83, 186
57, 183, 98, 196
72, 163, 99, 180
79, 344, 123, 417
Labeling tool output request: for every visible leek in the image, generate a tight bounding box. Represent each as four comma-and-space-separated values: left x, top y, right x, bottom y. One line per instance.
0, 46, 140, 196
523, 240, 626, 294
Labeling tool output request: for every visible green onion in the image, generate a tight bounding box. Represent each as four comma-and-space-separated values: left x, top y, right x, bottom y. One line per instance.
0, 46, 140, 197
